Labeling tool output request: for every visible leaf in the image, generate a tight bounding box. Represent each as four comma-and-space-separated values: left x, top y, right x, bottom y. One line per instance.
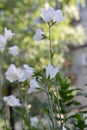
73, 100, 81, 106
65, 100, 80, 107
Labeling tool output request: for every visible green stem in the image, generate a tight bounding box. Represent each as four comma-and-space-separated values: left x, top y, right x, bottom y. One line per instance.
24, 85, 31, 121
48, 24, 52, 65
0, 68, 3, 97
24, 84, 32, 130
19, 83, 31, 129
46, 86, 55, 130
54, 84, 62, 129
47, 23, 55, 129
0, 52, 4, 98
63, 114, 67, 127
4, 118, 8, 130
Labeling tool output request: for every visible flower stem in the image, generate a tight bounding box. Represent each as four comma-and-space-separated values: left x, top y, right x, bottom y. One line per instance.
54, 84, 62, 129
19, 83, 31, 129
46, 86, 55, 130
0, 52, 4, 98
48, 23, 52, 65
47, 23, 55, 129
4, 118, 8, 130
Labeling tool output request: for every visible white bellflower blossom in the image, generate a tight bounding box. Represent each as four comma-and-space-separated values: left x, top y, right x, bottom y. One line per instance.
40, 7, 65, 23
3, 95, 21, 107
46, 64, 59, 79
53, 10, 65, 23
0, 28, 15, 52
62, 126, 67, 130
28, 79, 40, 94
19, 64, 34, 82
30, 117, 39, 127
8, 45, 19, 56
5, 64, 23, 82
4, 27, 15, 40
33, 29, 44, 41
40, 7, 55, 22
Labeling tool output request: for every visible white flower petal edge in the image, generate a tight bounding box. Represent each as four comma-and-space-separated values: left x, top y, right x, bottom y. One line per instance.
28, 79, 40, 94
46, 64, 59, 79
8, 45, 19, 56
4, 27, 15, 40
3, 95, 21, 107
33, 29, 44, 41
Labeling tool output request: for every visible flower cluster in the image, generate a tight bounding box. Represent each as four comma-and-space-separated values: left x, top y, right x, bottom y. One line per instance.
5, 63, 59, 94
2, 6, 67, 130
33, 6, 65, 41
1, 5, 87, 130
4, 63, 59, 108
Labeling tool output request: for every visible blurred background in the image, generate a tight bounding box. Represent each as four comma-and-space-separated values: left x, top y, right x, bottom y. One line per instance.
0, 0, 86, 68
0, 0, 87, 129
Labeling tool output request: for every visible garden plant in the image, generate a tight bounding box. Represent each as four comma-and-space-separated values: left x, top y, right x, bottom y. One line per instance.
0, 5, 87, 130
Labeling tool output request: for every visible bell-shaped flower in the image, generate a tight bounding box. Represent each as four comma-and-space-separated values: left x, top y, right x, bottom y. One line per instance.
40, 7, 65, 24
30, 116, 39, 127
19, 64, 34, 82
0, 35, 7, 52
5, 64, 23, 83
46, 64, 59, 79
3, 95, 21, 107
8, 45, 19, 56
28, 79, 40, 94
40, 7, 55, 22
4, 27, 15, 40
62, 126, 67, 130
33, 29, 44, 41
53, 10, 65, 23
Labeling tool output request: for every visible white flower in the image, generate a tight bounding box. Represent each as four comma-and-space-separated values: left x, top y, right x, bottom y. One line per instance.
40, 7, 55, 22
0, 28, 15, 52
3, 95, 21, 107
53, 10, 65, 23
19, 64, 34, 82
33, 29, 44, 41
4, 27, 15, 40
62, 126, 67, 130
46, 64, 59, 79
40, 7, 65, 23
30, 117, 39, 127
5, 64, 23, 82
8, 45, 19, 56
28, 79, 40, 94
0, 35, 7, 52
